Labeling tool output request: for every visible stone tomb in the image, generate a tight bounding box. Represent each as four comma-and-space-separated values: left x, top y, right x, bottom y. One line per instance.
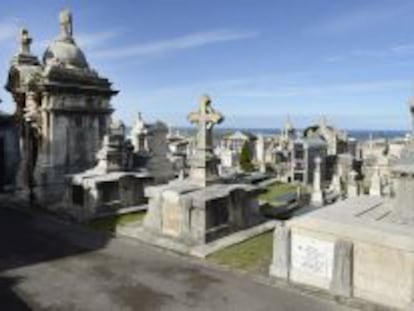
66, 119, 152, 221
144, 181, 261, 246
270, 196, 414, 309
139, 96, 264, 251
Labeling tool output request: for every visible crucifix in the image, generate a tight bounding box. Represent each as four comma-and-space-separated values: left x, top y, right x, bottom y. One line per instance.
187, 95, 224, 186
188, 95, 223, 152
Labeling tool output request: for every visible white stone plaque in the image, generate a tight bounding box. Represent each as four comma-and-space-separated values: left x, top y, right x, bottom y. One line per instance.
162, 192, 183, 237
291, 233, 334, 279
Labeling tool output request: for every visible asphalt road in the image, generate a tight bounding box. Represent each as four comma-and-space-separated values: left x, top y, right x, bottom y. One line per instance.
0, 206, 357, 311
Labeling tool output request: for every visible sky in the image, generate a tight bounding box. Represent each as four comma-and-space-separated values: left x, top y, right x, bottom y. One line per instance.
1, 0, 414, 130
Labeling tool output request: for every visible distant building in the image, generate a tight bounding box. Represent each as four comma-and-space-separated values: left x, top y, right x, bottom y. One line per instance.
219, 130, 257, 169
290, 136, 327, 184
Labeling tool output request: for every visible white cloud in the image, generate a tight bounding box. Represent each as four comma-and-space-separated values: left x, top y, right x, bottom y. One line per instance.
76, 30, 121, 49
135, 77, 411, 104
0, 19, 19, 43
31, 29, 122, 56
325, 55, 345, 63
391, 44, 414, 55
307, 3, 414, 36
91, 29, 258, 60
325, 42, 414, 63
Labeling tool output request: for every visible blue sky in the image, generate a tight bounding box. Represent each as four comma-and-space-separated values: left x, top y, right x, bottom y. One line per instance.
1, 0, 414, 130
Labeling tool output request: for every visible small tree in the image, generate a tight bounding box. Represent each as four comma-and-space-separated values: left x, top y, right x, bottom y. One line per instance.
240, 141, 254, 172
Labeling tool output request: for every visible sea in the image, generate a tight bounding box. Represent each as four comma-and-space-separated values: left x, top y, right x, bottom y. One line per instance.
125, 126, 409, 141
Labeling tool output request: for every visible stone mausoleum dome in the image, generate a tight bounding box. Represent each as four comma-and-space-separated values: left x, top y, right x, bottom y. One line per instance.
42, 9, 89, 69
43, 39, 89, 69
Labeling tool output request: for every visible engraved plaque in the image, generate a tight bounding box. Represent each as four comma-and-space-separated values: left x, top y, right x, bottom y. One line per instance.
162, 192, 182, 237
291, 233, 334, 279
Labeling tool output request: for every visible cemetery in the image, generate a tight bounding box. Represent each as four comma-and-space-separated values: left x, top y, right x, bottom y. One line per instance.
1, 6, 414, 311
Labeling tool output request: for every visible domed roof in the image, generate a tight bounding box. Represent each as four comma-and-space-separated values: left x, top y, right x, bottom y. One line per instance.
43, 10, 89, 69
43, 38, 89, 69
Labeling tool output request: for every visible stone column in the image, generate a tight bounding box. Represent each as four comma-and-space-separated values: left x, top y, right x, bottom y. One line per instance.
256, 134, 266, 173
269, 224, 291, 280
311, 157, 324, 206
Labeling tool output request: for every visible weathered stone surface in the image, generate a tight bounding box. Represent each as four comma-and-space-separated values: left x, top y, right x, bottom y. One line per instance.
369, 166, 382, 196
289, 231, 335, 289
330, 239, 353, 297
5, 9, 118, 208
311, 157, 324, 206
187, 95, 223, 186
0, 114, 19, 191
269, 224, 290, 280
143, 179, 263, 247
130, 113, 174, 183
279, 195, 414, 309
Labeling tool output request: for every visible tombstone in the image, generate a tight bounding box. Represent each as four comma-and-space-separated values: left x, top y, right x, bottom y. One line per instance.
130, 112, 174, 183
331, 172, 342, 194
256, 134, 266, 173
130, 112, 148, 154
369, 166, 382, 196
347, 170, 359, 198
311, 157, 324, 206
142, 95, 264, 251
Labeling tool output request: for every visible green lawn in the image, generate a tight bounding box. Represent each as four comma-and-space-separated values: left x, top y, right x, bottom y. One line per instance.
259, 182, 297, 206
88, 211, 146, 233
207, 231, 273, 273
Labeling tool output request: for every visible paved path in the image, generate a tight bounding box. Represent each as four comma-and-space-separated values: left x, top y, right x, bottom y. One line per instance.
0, 206, 356, 311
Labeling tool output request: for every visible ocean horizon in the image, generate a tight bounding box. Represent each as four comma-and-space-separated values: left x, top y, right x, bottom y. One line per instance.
171, 127, 409, 141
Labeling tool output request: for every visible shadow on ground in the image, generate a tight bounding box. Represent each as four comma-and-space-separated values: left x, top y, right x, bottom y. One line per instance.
0, 199, 114, 309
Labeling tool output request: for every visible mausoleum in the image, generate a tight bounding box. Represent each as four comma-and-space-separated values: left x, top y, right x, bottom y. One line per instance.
5, 10, 117, 206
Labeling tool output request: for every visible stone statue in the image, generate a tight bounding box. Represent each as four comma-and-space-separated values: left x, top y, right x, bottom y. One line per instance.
20, 28, 32, 55
59, 9, 73, 39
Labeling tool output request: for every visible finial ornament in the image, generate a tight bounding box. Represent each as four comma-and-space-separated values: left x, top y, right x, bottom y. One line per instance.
59, 9, 73, 39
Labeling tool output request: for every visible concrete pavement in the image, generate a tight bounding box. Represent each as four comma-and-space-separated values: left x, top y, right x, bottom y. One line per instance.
0, 206, 358, 311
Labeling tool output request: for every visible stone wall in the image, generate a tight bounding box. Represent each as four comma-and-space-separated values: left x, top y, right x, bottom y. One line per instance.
0, 117, 19, 191
270, 223, 414, 309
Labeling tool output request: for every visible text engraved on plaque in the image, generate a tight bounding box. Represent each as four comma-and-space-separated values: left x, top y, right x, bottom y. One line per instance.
291, 234, 334, 279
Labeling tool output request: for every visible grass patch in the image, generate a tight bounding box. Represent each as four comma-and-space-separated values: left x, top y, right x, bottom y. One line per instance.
88, 211, 146, 233
207, 231, 273, 273
259, 182, 297, 207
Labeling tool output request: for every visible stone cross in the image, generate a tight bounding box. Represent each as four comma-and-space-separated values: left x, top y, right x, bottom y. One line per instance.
59, 9, 73, 39
20, 28, 32, 55
188, 95, 223, 152
187, 95, 224, 186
